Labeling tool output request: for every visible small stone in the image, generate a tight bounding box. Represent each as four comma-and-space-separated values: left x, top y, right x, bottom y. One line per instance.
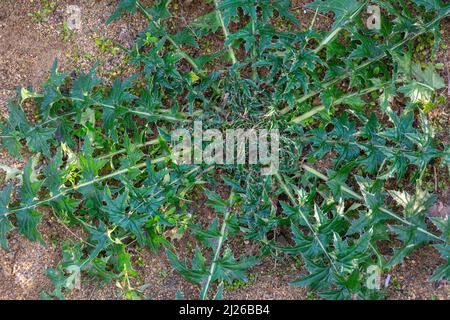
429, 202, 450, 218
66, 5, 82, 31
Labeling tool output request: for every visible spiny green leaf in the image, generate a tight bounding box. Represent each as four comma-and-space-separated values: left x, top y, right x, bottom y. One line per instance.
16, 209, 43, 243
7, 101, 30, 134
411, 0, 442, 12
399, 63, 445, 103
291, 263, 331, 288
218, 0, 257, 26
70, 65, 102, 103
102, 188, 148, 245
388, 189, 435, 218
20, 159, 42, 205
26, 127, 56, 158
430, 244, 450, 281
0, 184, 14, 250
107, 0, 139, 24
306, 0, 363, 28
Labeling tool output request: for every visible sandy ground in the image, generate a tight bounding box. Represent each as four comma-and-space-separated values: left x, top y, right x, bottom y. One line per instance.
0, 0, 449, 300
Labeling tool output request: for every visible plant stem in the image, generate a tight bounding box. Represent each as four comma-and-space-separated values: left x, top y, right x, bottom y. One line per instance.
70, 97, 189, 122
251, 20, 258, 80
280, 9, 450, 116
213, 0, 237, 64
8, 151, 192, 215
200, 209, 230, 300
165, 35, 201, 72
96, 138, 160, 160
290, 105, 325, 123
19, 93, 188, 131
136, 1, 201, 72
290, 82, 390, 123
312, 1, 368, 54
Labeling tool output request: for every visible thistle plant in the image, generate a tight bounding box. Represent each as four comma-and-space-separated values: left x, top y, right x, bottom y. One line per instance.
0, 0, 449, 299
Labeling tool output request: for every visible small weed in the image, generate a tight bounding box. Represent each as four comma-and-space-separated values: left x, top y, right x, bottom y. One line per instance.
60, 21, 75, 42
158, 270, 169, 279
306, 291, 317, 300
390, 277, 402, 290
224, 274, 257, 291
28, 0, 58, 23
135, 256, 144, 268
93, 35, 120, 55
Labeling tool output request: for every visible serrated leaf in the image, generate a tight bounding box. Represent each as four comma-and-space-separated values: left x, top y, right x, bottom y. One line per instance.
70, 66, 102, 103
218, 0, 257, 26
173, 29, 198, 48
16, 209, 43, 243
306, 0, 363, 28
291, 264, 331, 288
102, 189, 148, 245
411, 0, 442, 12
413, 63, 446, 90
20, 159, 42, 205
26, 127, 56, 158
399, 63, 445, 103
388, 189, 435, 218
191, 11, 221, 38
0, 185, 14, 250
107, 0, 138, 24
7, 101, 30, 134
